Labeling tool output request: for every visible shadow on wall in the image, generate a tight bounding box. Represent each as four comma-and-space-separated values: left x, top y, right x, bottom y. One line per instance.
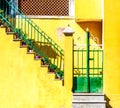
105, 95, 112, 108
36, 42, 58, 58
77, 21, 102, 45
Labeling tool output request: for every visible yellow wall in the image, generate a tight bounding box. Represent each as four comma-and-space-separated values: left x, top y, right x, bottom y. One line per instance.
31, 18, 85, 49
31, 19, 102, 47
3, 0, 120, 107
104, 0, 120, 107
15, 0, 120, 107
75, 0, 102, 20
0, 28, 72, 108
77, 21, 102, 44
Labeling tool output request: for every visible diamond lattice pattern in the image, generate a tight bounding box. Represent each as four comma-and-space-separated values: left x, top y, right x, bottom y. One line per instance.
18, 0, 69, 16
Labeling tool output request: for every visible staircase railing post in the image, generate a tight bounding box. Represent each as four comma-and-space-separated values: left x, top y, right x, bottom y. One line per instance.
63, 25, 74, 91
86, 28, 90, 92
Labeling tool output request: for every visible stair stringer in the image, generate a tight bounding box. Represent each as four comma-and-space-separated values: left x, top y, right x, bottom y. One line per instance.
0, 28, 72, 108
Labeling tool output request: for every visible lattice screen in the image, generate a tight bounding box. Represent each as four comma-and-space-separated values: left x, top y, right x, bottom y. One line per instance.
18, 0, 69, 16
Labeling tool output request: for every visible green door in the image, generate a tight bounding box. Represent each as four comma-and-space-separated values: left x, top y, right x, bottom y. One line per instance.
73, 31, 103, 93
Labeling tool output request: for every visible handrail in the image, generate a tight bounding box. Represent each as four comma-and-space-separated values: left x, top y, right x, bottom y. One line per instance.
0, 0, 64, 78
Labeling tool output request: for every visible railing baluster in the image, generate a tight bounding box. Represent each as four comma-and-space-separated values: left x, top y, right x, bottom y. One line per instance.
0, 0, 64, 79
31, 23, 32, 39
34, 26, 35, 41
24, 17, 26, 35
37, 28, 39, 41
82, 48, 84, 75
28, 20, 29, 39
93, 49, 95, 76
97, 49, 99, 76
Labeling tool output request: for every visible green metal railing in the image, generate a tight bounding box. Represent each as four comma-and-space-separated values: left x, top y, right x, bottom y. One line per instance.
73, 31, 103, 93
0, 0, 64, 78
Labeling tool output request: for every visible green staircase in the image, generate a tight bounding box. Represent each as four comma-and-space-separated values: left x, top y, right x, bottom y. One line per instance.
0, 0, 64, 79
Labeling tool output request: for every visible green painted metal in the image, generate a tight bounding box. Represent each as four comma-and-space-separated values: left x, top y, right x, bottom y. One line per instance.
73, 77, 88, 93
73, 31, 103, 93
86, 30, 90, 92
89, 58, 94, 60
90, 77, 103, 93
0, 0, 64, 79
73, 76, 103, 93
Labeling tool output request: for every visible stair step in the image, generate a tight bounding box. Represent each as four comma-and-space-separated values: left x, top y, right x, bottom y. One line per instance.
27, 51, 35, 54
34, 56, 42, 60
13, 38, 21, 41
20, 45, 28, 48
6, 32, 15, 35
20, 42, 28, 47
34, 58, 41, 60
72, 103, 106, 108
41, 64, 49, 67
0, 25, 5, 28
73, 100, 106, 103
73, 93, 105, 101
72, 93, 106, 108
